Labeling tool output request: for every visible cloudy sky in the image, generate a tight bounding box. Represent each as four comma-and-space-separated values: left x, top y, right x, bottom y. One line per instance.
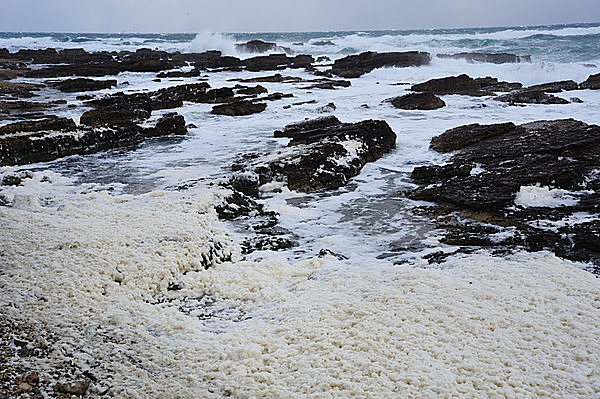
2, 0, 599, 32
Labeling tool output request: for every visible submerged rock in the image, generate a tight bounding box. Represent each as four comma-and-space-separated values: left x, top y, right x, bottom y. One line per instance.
494, 90, 570, 105
437, 52, 531, 64
408, 119, 600, 265
411, 74, 490, 96
328, 51, 431, 78
231, 116, 396, 194
235, 40, 292, 55
386, 92, 445, 110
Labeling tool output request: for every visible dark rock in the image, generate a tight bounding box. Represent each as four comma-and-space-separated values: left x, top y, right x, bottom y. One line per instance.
235, 85, 268, 96
235, 40, 292, 55
80, 108, 150, 126
243, 54, 314, 72
0, 117, 76, 136
494, 90, 570, 105
408, 119, 600, 264
411, 74, 490, 96
211, 101, 267, 116
144, 112, 187, 137
0, 81, 43, 98
580, 73, 600, 89
313, 40, 336, 46
525, 80, 578, 93
233, 117, 396, 194
570, 97, 584, 103
316, 56, 331, 63
475, 76, 523, 92
328, 51, 430, 78
48, 78, 117, 92
429, 122, 520, 152
387, 92, 445, 110
437, 52, 531, 64
0, 113, 187, 166
236, 73, 303, 83
300, 79, 351, 90
156, 69, 202, 78
0, 100, 56, 119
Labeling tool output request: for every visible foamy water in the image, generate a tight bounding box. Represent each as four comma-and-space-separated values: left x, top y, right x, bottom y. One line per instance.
2, 24, 600, 397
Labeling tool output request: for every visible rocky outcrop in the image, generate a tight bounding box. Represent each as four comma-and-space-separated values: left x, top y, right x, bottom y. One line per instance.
580, 73, 600, 89
386, 92, 445, 110
474, 77, 523, 92
0, 81, 43, 98
230, 116, 397, 195
235, 40, 292, 55
408, 119, 600, 266
242, 54, 314, 72
437, 52, 531, 64
328, 51, 431, 78
494, 90, 570, 105
525, 80, 578, 93
313, 40, 336, 46
0, 113, 187, 166
48, 78, 117, 92
411, 74, 490, 96
211, 101, 267, 116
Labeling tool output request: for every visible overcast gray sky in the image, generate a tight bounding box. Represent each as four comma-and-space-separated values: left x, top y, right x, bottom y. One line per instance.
2, 0, 599, 32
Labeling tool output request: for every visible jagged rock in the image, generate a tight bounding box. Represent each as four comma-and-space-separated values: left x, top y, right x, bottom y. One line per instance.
211, 101, 267, 116
56, 378, 91, 396
580, 73, 600, 89
475, 77, 523, 92
48, 78, 117, 92
300, 79, 351, 90
0, 100, 56, 120
243, 54, 314, 72
411, 74, 490, 96
232, 117, 396, 194
525, 80, 578, 93
328, 51, 430, 78
144, 113, 187, 137
494, 90, 570, 105
235, 40, 292, 55
236, 73, 303, 83
387, 92, 445, 110
437, 52, 531, 63
0, 113, 187, 166
234, 85, 268, 96
0, 117, 76, 136
80, 108, 150, 126
0, 81, 43, 98
408, 119, 600, 264
316, 56, 331, 63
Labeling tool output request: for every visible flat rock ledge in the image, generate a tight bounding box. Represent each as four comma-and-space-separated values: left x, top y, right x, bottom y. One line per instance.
229, 116, 397, 196
386, 92, 445, 110
327, 51, 431, 78
408, 119, 600, 267
0, 113, 186, 166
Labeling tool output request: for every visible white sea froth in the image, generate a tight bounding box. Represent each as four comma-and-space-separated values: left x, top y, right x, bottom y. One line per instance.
515, 185, 580, 208
1, 172, 599, 397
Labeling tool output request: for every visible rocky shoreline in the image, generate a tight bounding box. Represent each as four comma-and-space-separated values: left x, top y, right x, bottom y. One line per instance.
1, 41, 600, 396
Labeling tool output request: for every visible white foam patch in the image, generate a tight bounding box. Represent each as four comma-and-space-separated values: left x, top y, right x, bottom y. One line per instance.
515, 185, 580, 208
1, 172, 600, 397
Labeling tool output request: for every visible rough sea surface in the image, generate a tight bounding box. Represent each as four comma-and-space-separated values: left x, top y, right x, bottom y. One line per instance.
1, 23, 600, 397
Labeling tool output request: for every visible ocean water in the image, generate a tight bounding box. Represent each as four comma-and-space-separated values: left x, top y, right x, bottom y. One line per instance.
1, 24, 600, 397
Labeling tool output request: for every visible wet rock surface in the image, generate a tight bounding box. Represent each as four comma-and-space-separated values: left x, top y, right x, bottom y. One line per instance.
47, 78, 117, 93
525, 80, 578, 93
580, 72, 600, 89
437, 52, 531, 64
0, 112, 187, 166
474, 77, 523, 92
235, 40, 292, 55
386, 92, 446, 110
211, 101, 267, 116
230, 116, 397, 194
494, 90, 570, 105
328, 51, 431, 78
409, 119, 600, 267
411, 74, 491, 96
